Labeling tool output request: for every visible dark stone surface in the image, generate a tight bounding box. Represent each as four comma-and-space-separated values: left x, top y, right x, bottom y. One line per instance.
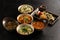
0, 0, 60, 40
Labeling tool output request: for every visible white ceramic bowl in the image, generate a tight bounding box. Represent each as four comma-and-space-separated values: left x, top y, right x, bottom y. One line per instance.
18, 4, 34, 14
16, 24, 34, 35
17, 14, 33, 23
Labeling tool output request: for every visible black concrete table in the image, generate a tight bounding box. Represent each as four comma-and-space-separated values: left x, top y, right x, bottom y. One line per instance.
0, 0, 60, 40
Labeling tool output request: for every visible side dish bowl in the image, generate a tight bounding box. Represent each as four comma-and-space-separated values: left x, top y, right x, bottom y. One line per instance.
16, 24, 34, 35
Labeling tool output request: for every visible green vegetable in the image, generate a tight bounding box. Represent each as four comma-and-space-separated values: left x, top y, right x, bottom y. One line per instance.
20, 25, 32, 33
24, 17, 28, 22
22, 28, 27, 32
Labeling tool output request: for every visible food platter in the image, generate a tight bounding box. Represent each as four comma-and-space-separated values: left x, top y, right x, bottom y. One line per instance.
2, 4, 59, 35
31, 8, 59, 25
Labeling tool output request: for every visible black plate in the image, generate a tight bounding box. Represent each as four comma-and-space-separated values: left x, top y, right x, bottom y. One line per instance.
31, 8, 59, 26
47, 11, 59, 25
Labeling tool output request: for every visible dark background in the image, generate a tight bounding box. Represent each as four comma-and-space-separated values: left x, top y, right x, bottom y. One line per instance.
0, 0, 60, 40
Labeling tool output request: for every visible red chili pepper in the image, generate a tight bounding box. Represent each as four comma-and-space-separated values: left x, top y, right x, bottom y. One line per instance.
38, 11, 42, 15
